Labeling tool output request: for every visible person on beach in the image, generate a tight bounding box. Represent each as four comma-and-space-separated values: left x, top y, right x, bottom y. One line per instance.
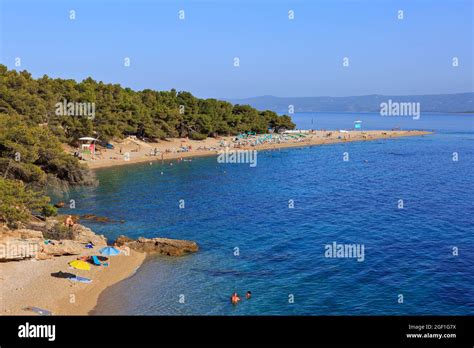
64, 215, 75, 228
231, 292, 241, 305
246, 291, 252, 299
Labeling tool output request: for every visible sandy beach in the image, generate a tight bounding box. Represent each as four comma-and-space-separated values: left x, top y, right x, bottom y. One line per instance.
0, 129, 431, 316
0, 248, 146, 315
84, 130, 432, 169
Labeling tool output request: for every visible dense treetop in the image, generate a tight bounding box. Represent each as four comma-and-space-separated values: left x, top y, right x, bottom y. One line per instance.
0, 64, 294, 143
0, 64, 294, 225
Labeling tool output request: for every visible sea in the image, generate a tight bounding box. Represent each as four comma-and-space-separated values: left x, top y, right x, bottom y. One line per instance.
58, 112, 474, 315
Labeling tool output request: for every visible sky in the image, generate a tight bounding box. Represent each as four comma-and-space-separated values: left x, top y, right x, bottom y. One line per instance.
0, 0, 472, 99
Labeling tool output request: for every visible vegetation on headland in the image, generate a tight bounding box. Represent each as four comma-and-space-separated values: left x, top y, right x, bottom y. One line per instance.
0, 114, 93, 227
0, 177, 54, 227
0, 64, 294, 142
0, 64, 295, 226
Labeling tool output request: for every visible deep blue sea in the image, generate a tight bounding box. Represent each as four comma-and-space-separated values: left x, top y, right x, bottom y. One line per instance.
61, 113, 474, 315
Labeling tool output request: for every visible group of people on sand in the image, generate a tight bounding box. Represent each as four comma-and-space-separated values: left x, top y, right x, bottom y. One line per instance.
231, 291, 252, 305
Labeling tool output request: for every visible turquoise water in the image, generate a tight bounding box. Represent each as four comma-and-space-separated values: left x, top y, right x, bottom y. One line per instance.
63, 113, 473, 315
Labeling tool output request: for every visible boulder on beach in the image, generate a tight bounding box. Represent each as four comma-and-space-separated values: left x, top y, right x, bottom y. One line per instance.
38, 239, 83, 258
115, 235, 134, 244
0, 228, 43, 261
0, 238, 41, 261
14, 229, 44, 240
25, 218, 107, 246
0, 218, 107, 262
115, 235, 198, 256
70, 224, 107, 246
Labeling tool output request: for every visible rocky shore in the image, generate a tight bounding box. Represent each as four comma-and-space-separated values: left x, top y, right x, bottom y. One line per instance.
0, 218, 107, 262
115, 235, 199, 256
0, 217, 199, 315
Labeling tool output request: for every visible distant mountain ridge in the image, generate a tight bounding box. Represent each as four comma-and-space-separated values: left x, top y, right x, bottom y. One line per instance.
226, 93, 474, 114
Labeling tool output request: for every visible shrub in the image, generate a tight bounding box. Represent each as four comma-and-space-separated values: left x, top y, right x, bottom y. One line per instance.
42, 204, 57, 217
0, 177, 50, 227
43, 219, 74, 240
189, 132, 207, 140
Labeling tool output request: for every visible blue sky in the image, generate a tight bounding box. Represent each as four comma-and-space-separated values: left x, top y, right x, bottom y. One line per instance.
0, 0, 472, 98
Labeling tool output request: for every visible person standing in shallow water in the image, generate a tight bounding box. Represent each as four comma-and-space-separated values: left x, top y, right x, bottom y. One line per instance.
231, 292, 241, 305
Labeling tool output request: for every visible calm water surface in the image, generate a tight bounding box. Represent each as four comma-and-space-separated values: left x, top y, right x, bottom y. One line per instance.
60, 113, 473, 315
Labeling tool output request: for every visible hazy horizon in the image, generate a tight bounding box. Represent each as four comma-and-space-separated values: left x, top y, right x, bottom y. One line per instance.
1, 0, 472, 99
226, 91, 474, 100
1, 62, 472, 100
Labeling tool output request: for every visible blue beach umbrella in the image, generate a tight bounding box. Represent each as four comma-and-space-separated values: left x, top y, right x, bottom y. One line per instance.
99, 246, 121, 256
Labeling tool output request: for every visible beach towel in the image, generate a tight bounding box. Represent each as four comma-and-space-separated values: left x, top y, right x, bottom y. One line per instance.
91, 255, 109, 266
23, 306, 52, 316
91, 255, 101, 266
69, 276, 92, 284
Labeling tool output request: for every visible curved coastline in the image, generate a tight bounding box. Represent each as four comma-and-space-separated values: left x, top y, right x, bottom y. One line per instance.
86, 130, 432, 170
0, 249, 146, 315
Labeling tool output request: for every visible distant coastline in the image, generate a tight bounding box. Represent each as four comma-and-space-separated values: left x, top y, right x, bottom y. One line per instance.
226, 93, 474, 114
85, 130, 432, 170
278, 111, 474, 115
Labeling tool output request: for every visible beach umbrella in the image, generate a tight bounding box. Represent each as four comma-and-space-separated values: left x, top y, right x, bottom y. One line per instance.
99, 246, 121, 256
69, 260, 91, 271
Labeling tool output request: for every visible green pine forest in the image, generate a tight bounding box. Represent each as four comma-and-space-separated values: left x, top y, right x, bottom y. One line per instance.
0, 65, 295, 226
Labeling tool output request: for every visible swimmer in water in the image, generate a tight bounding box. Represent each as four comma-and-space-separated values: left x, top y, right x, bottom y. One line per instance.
231, 292, 241, 305
246, 291, 252, 299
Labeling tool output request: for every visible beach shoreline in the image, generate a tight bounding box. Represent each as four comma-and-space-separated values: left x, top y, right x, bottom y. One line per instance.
0, 129, 431, 316
0, 248, 146, 316
85, 130, 432, 170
